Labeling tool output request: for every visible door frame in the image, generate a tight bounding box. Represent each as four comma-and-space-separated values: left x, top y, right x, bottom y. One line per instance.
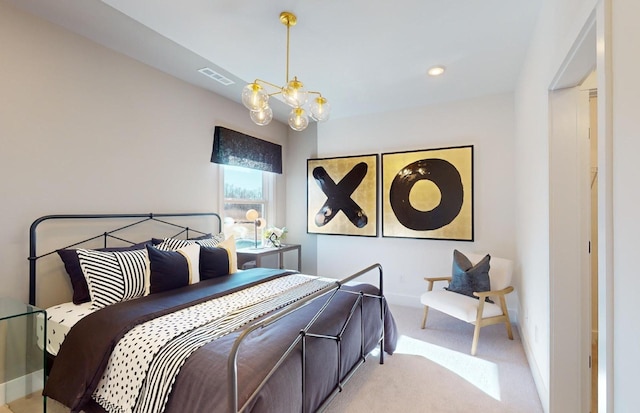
547, 2, 613, 412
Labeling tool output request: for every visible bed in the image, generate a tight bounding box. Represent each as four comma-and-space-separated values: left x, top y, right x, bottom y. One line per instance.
28, 212, 398, 413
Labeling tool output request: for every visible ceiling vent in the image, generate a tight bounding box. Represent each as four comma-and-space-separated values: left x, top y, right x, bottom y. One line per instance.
198, 67, 235, 86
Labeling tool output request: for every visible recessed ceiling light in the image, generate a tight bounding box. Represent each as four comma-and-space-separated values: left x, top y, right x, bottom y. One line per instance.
427, 66, 446, 76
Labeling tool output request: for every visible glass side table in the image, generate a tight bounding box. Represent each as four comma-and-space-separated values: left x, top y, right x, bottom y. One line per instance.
0, 297, 46, 413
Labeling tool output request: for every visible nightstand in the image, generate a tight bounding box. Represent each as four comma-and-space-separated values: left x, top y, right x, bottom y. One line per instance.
236, 244, 302, 272
0, 297, 46, 412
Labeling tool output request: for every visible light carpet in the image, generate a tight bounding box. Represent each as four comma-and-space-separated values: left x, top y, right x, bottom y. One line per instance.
7, 304, 543, 413
324, 304, 543, 413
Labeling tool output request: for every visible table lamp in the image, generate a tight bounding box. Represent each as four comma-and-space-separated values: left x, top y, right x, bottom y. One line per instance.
245, 209, 266, 249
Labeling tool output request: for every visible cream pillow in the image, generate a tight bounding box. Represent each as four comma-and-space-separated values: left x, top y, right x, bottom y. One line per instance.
216, 235, 238, 274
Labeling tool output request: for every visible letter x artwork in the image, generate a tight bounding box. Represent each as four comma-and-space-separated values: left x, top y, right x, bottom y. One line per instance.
307, 154, 378, 237
382, 145, 474, 241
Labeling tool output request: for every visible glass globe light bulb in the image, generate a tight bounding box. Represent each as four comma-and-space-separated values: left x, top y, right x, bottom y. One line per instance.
241, 83, 269, 111
282, 77, 308, 108
288, 107, 309, 131
250, 106, 273, 126
310, 96, 331, 122
245, 209, 259, 221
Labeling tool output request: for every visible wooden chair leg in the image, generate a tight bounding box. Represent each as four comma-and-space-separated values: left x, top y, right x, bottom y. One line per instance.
421, 305, 429, 329
471, 324, 481, 356
505, 318, 514, 340
499, 296, 514, 340
471, 298, 487, 356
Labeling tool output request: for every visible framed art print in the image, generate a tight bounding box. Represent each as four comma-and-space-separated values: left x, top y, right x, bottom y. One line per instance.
307, 154, 378, 237
381, 145, 473, 241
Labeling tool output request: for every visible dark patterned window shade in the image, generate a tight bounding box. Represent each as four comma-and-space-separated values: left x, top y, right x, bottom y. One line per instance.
211, 126, 282, 174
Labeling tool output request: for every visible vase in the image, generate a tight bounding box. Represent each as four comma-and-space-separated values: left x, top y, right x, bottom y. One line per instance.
268, 233, 281, 248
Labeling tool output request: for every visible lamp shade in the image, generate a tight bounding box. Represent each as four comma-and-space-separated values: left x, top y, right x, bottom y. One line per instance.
242, 83, 269, 111
288, 107, 309, 131
250, 106, 273, 126
310, 97, 331, 122
282, 78, 308, 108
245, 209, 259, 221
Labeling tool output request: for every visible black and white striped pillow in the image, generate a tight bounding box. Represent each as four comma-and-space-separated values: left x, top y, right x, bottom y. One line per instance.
77, 248, 148, 309
155, 232, 225, 250
194, 233, 225, 247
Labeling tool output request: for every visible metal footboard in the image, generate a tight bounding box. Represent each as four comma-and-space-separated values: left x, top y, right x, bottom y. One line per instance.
228, 263, 386, 413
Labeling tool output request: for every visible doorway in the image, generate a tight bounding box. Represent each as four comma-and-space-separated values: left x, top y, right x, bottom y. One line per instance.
548, 82, 592, 413
547, 3, 613, 412
547, 13, 600, 412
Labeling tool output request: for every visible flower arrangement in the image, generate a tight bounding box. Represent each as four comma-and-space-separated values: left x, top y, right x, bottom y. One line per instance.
263, 226, 287, 247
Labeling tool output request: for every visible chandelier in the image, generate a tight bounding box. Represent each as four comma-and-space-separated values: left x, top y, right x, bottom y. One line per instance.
241, 11, 330, 132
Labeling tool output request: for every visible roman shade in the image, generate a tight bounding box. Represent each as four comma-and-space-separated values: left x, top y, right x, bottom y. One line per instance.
211, 126, 282, 174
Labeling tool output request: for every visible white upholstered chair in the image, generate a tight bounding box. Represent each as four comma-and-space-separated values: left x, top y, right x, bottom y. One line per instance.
420, 253, 514, 355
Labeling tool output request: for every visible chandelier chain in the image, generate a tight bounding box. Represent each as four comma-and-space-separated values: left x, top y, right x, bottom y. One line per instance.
285, 20, 290, 83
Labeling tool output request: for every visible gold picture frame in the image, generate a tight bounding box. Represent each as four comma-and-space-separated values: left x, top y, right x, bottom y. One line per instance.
307, 154, 378, 236
382, 145, 474, 241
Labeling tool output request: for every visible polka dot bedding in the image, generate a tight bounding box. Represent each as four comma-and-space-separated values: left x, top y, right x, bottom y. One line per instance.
92, 274, 331, 413
37, 301, 95, 356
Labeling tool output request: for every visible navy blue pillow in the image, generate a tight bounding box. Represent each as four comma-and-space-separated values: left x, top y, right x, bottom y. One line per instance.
147, 245, 194, 294
446, 250, 492, 301
199, 246, 231, 280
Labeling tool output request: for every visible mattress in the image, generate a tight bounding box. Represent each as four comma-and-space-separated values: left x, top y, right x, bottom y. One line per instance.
37, 301, 94, 356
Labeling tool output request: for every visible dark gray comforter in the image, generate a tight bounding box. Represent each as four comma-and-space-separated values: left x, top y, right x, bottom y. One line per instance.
44, 268, 398, 413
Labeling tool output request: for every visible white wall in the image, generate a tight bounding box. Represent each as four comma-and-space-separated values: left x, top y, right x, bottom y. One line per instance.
311, 94, 517, 309
512, 0, 640, 412
0, 1, 289, 304
284, 124, 319, 275
514, 0, 599, 409
611, 1, 640, 410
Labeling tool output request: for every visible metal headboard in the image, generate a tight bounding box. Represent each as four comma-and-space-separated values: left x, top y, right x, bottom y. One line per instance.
28, 212, 222, 305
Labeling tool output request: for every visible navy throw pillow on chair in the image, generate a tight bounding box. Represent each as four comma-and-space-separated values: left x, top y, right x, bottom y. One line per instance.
446, 250, 492, 302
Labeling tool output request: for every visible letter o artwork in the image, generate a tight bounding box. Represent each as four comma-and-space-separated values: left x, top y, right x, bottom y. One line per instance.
389, 158, 464, 231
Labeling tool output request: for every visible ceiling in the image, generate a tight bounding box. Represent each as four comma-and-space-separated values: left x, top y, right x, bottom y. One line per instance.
10, 0, 542, 124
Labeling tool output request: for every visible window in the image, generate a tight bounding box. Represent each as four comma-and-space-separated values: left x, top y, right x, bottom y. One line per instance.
221, 165, 274, 247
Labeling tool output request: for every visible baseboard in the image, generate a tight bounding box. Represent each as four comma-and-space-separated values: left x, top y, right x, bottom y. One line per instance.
0, 370, 44, 405
384, 292, 423, 308
517, 308, 549, 413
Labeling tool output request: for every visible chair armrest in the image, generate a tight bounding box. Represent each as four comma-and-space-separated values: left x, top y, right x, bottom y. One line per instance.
423, 276, 452, 292
473, 285, 514, 299
423, 276, 452, 283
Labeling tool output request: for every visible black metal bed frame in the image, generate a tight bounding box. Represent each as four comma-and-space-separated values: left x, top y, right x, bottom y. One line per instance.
27, 212, 387, 413
28, 212, 221, 306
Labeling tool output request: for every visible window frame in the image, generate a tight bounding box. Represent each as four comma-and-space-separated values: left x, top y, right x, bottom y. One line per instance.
218, 165, 275, 243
